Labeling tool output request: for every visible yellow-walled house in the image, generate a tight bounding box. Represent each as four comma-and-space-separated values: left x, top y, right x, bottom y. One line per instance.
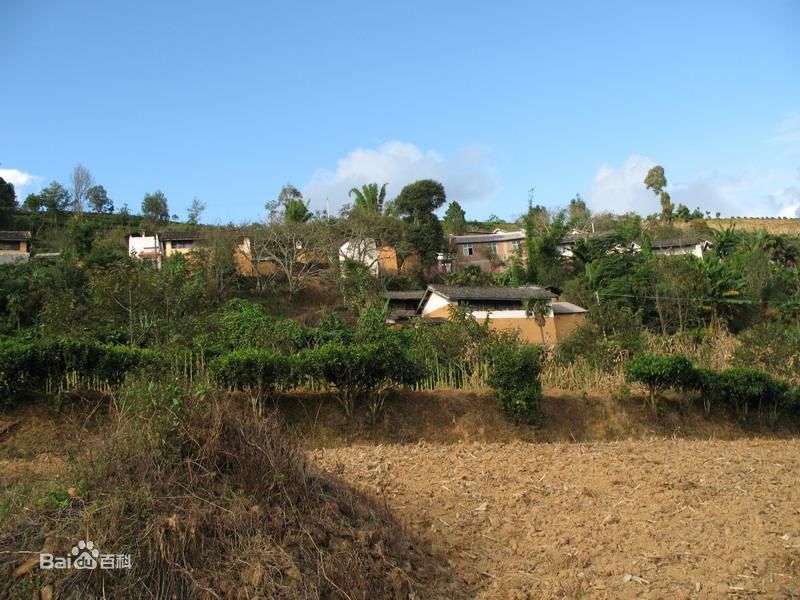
0, 231, 32, 264
417, 285, 587, 344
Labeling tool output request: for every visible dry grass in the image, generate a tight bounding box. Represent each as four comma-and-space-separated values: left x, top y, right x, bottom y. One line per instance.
707, 217, 800, 235
0, 394, 458, 599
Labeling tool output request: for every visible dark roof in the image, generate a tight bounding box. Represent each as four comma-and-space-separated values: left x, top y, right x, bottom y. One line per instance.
384, 290, 426, 300
159, 231, 203, 241
427, 285, 553, 301
387, 309, 418, 322
450, 230, 525, 244
559, 231, 615, 244
650, 237, 705, 249
551, 301, 588, 315
0, 230, 31, 241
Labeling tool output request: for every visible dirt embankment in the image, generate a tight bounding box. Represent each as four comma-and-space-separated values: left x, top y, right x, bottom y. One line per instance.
316, 439, 800, 598
279, 388, 799, 447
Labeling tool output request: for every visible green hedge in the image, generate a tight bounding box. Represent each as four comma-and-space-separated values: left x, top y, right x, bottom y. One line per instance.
0, 338, 158, 404
299, 341, 422, 419
624, 353, 797, 422
208, 350, 296, 399
486, 344, 543, 424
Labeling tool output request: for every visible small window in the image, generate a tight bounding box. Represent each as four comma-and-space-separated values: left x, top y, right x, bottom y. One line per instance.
488, 242, 498, 254
0, 241, 20, 251
171, 240, 194, 250
512, 240, 521, 251
463, 245, 473, 256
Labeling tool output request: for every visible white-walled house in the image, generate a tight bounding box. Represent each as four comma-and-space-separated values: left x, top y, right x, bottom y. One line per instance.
127, 233, 162, 265
650, 237, 711, 258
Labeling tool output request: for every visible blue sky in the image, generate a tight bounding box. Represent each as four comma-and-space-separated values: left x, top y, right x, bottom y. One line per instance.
2, 1, 799, 223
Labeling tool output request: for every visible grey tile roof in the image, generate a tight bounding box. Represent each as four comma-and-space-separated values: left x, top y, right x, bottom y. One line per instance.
427, 285, 553, 301
159, 231, 203, 241
450, 231, 525, 244
0, 230, 31, 241
384, 290, 426, 300
650, 237, 706, 249
559, 231, 616, 244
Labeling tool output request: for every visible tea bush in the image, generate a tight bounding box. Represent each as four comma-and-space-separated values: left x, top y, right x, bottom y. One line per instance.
299, 341, 422, 420
486, 344, 543, 424
208, 350, 296, 402
624, 353, 696, 410
714, 367, 793, 423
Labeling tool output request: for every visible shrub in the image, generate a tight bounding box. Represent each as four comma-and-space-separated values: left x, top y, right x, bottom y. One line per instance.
299, 341, 422, 420
733, 321, 800, 385
0, 338, 158, 405
624, 353, 696, 411
486, 344, 543, 424
209, 350, 296, 402
714, 367, 792, 423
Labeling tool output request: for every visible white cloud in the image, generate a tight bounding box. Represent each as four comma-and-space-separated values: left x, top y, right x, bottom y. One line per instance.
0, 168, 38, 187
303, 141, 498, 213
586, 155, 800, 218
585, 154, 659, 215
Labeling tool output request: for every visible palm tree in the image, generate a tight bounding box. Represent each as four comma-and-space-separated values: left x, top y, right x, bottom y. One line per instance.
523, 296, 551, 344
349, 183, 388, 213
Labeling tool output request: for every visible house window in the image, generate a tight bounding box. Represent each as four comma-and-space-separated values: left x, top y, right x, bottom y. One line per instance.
488, 242, 498, 254
0, 241, 20, 251
171, 240, 194, 249
463, 245, 473, 256
512, 240, 521, 251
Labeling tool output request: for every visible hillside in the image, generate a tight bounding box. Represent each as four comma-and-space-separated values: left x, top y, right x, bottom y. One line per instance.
706, 217, 800, 235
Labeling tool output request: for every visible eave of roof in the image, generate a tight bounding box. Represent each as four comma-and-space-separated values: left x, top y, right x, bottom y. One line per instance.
0, 230, 32, 241
384, 290, 426, 300
426, 285, 553, 302
450, 231, 525, 244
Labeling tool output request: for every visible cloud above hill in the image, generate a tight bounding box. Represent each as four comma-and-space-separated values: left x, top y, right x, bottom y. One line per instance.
586, 155, 800, 218
303, 141, 497, 213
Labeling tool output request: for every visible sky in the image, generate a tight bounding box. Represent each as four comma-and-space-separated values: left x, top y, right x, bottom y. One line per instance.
2, 1, 799, 224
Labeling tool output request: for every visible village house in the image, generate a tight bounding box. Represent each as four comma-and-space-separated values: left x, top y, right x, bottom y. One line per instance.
159, 231, 203, 259
415, 284, 587, 344
650, 237, 711, 258
339, 237, 419, 276
384, 290, 426, 324
127, 231, 204, 268
0, 231, 32, 264
446, 229, 525, 273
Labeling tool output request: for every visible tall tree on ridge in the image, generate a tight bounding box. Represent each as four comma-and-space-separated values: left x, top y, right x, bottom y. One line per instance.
349, 183, 388, 213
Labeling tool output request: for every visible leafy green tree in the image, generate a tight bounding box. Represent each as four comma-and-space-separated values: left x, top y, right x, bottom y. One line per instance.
142, 190, 169, 223
393, 179, 447, 265
567, 194, 591, 229
67, 216, 95, 259
443, 200, 467, 235
87, 184, 113, 213
0, 177, 16, 227
349, 183, 387, 213
267, 184, 312, 223
523, 203, 567, 284
644, 165, 674, 222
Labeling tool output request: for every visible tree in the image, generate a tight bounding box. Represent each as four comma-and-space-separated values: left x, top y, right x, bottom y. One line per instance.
349, 183, 388, 213
244, 221, 331, 297
141, 190, 170, 223
70, 163, 93, 216
0, 177, 17, 227
443, 201, 467, 235
644, 165, 673, 223
266, 184, 312, 223
87, 185, 113, 213
567, 194, 591, 229
523, 296, 551, 344
393, 179, 447, 265
187, 196, 206, 225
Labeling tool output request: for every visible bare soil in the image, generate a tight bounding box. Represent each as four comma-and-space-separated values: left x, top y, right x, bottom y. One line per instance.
315, 439, 800, 598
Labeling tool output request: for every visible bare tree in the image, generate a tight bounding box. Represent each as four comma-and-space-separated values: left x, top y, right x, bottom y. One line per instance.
188, 196, 206, 225
246, 221, 332, 297
70, 163, 93, 216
